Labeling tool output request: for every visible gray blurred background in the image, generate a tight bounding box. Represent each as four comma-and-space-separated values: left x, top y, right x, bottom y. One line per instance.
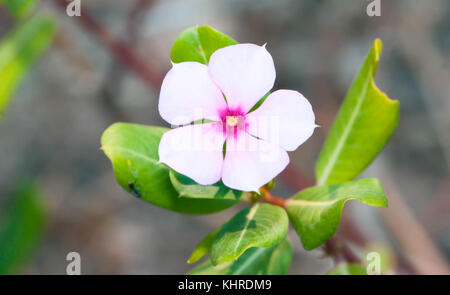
0, 0, 449, 274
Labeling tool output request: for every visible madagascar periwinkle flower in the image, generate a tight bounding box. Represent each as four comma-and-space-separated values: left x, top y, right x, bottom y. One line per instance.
158, 44, 316, 192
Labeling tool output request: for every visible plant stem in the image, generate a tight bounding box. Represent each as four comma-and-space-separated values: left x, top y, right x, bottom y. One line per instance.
50, 0, 163, 89
324, 237, 361, 265
259, 187, 286, 208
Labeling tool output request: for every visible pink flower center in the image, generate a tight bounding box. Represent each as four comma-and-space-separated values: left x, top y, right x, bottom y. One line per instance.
219, 107, 248, 138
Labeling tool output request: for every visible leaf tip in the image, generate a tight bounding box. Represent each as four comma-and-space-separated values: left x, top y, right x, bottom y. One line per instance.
301, 240, 316, 251
373, 38, 383, 58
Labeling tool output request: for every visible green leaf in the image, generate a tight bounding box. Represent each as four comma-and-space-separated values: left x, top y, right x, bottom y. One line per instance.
101, 123, 238, 215
0, 16, 56, 120
0, 182, 46, 274
328, 263, 367, 275
187, 206, 292, 265
170, 25, 237, 64
170, 170, 245, 200
188, 238, 292, 275
0, 0, 36, 19
264, 237, 292, 275
315, 39, 399, 185
187, 227, 220, 264
211, 203, 288, 265
286, 178, 387, 250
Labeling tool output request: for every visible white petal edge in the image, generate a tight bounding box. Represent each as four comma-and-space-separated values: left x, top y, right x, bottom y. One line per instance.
247, 89, 316, 151
208, 43, 275, 113
221, 132, 289, 192
158, 123, 225, 185
159, 62, 227, 125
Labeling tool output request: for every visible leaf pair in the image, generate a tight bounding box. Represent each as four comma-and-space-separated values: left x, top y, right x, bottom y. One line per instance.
182, 176, 387, 268
177, 176, 388, 255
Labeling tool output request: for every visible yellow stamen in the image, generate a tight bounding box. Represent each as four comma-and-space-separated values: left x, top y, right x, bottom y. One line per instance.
226, 116, 239, 127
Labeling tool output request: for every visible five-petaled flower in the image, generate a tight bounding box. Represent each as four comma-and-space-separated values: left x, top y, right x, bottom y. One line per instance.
158, 43, 316, 192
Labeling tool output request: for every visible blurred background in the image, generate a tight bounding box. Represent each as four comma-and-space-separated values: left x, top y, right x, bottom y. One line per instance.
0, 0, 449, 274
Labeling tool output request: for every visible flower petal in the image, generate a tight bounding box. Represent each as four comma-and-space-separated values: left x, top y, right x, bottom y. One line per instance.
222, 132, 289, 192
247, 90, 316, 151
158, 123, 225, 185
208, 44, 275, 113
159, 62, 227, 125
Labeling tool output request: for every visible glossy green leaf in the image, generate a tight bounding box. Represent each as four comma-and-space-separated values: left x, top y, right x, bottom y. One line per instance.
170, 170, 245, 200
286, 178, 387, 250
328, 263, 367, 275
0, 182, 46, 274
0, 0, 36, 19
101, 123, 238, 215
0, 16, 56, 120
211, 203, 288, 265
315, 39, 399, 185
264, 237, 292, 275
171, 25, 237, 64
187, 227, 220, 264
188, 238, 292, 275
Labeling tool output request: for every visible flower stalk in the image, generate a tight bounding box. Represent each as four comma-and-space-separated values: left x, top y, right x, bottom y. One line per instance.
259, 187, 286, 208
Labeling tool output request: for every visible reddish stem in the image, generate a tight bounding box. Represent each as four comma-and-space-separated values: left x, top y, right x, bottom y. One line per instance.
51, 0, 163, 89
259, 187, 286, 208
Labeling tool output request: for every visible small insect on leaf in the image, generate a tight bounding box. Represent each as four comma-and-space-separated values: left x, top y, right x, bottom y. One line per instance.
128, 182, 141, 198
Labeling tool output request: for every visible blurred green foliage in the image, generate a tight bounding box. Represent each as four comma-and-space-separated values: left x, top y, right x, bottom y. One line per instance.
0, 0, 36, 19
0, 182, 46, 274
0, 15, 56, 120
